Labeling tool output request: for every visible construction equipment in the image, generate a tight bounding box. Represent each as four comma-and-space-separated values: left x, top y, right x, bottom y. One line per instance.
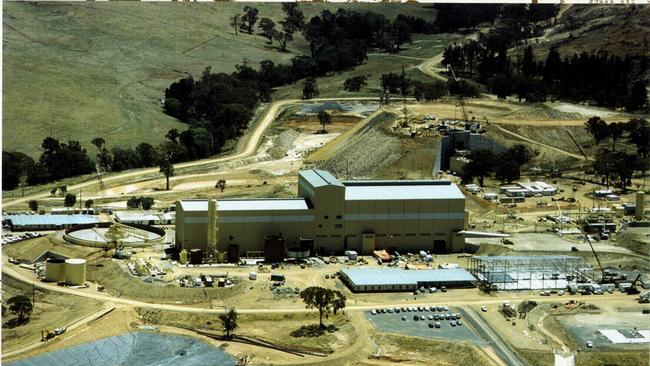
626, 274, 642, 295
638, 291, 650, 303
579, 225, 615, 284
447, 65, 470, 126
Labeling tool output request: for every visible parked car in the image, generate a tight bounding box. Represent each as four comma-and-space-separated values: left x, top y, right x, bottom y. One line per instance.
481, 306, 488, 312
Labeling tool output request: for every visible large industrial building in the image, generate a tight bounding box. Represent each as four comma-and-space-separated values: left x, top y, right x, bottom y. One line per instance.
175, 169, 467, 258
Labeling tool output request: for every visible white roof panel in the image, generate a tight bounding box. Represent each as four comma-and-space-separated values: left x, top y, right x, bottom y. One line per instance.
342, 268, 476, 286
178, 200, 209, 212
344, 181, 464, 201
218, 199, 309, 211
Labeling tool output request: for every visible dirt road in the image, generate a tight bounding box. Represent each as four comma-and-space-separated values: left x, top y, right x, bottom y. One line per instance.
3, 97, 380, 209
492, 124, 592, 161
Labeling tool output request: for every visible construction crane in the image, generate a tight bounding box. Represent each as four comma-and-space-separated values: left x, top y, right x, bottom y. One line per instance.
626, 274, 642, 295
447, 65, 470, 125
580, 226, 615, 284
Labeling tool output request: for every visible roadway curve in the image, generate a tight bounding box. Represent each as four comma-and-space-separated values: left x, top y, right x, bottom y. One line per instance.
491, 124, 593, 161
3, 97, 381, 209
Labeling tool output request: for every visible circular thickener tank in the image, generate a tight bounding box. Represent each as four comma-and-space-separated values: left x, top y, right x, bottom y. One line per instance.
45, 259, 66, 283
65, 259, 87, 286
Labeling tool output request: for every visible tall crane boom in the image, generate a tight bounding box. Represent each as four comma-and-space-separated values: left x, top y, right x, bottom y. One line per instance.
447, 65, 470, 123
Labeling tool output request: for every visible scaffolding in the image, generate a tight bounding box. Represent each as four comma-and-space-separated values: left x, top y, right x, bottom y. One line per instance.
469, 255, 591, 291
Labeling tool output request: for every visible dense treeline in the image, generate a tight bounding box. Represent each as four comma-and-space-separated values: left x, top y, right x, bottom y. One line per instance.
461, 144, 533, 186
444, 43, 648, 111
5, 138, 96, 187
433, 4, 557, 35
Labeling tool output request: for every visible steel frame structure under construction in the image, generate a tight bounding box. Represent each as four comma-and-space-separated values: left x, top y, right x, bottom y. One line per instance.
468, 255, 590, 291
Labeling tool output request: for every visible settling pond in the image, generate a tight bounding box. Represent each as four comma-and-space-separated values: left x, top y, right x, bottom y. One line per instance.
8, 331, 235, 366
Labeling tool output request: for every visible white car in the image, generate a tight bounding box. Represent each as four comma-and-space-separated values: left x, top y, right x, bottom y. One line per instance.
586, 341, 594, 348
481, 306, 488, 312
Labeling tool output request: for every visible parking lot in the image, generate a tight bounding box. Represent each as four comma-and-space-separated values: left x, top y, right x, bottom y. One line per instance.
2, 232, 44, 245
365, 305, 486, 344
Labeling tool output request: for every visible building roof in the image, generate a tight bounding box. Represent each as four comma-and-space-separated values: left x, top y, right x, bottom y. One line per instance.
218, 199, 309, 211
114, 212, 162, 222
299, 169, 344, 188
472, 255, 582, 262
341, 268, 476, 286
178, 200, 209, 212
343, 181, 464, 201
5, 214, 100, 226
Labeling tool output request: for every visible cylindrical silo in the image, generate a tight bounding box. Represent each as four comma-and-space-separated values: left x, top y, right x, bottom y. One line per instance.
208, 199, 217, 251
45, 259, 66, 283
636, 191, 645, 220
64, 259, 86, 286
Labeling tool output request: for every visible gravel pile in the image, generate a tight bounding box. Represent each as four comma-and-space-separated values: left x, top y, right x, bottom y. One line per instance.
318, 127, 401, 178
268, 129, 300, 159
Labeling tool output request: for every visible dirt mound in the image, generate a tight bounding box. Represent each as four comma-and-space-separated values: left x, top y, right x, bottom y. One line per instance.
474, 244, 514, 256
316, 126, 401, 178
269, 129, 300, 159
615, 228, 650, 256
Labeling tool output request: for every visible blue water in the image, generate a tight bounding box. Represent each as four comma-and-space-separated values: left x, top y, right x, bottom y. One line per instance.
8, 331, 236, 366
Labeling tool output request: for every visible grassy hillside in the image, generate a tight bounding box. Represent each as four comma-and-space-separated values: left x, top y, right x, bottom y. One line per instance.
3, 2, 435, 157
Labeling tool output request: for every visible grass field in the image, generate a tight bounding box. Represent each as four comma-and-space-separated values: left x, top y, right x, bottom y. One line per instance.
1, 275, 102, 352
3, 2, 435, 158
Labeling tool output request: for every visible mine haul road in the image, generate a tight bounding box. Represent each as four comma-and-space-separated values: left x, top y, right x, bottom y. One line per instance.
2, 97, 384, 209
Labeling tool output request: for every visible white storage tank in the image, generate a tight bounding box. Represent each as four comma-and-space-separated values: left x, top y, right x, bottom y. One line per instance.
65, 258, 86, 286
45, 259, 66, 283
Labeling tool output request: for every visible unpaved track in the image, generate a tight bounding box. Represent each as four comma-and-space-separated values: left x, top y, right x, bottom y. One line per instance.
492, 124, 592, 161
3, 97, 380, 208
2, 258, 638, 316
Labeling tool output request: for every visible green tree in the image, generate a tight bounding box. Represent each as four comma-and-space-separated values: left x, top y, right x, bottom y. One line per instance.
242, 6, 259, 35
317, 111, 331, 133
159, 154, 174, 191
135, 143, 158, 167
127, 197, 142, 209
281, 3, 305, 33
271, 29, 292, 52
92, 137, 112, 172
609, 122, 625, 151
165, 129, 180, 144
84, 199, 94, 209
628, 119, 650, 159
299, 286, 346, 329
302, 77, 319, 100
490, 74, 512, 100
28, 200, 38, 212
64, 193, 77, 207
626, 80, 648, 112
343, 76, 367, 92
219, 307, 238, 338
7, 295, 33, 324
585, 117, 610, 146
520, 46, 536, 76
495, 159, 520, 183
461, 150, 496, 186
141, 197, 155, 210
258, 17, 276, 44
230, 14, 241, 35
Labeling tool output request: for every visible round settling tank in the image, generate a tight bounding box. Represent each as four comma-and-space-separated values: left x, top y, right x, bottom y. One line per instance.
45, 259, 66, 283
64, 258, 87, 286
